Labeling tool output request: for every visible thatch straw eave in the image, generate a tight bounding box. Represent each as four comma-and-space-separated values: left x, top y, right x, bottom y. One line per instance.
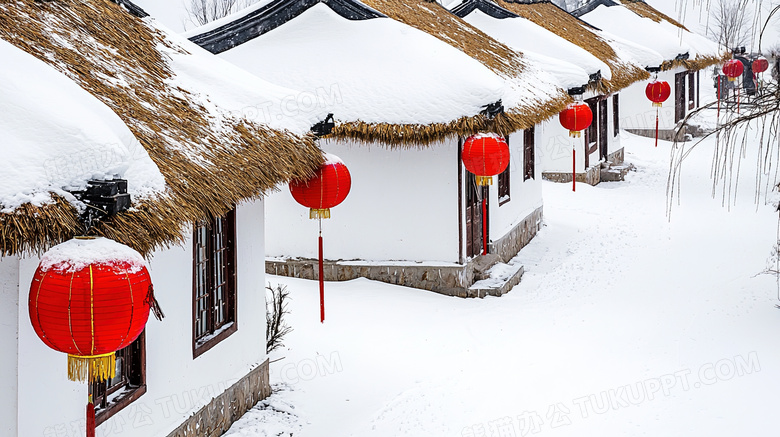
328, 90, 572, 147
0, 0, 323, 257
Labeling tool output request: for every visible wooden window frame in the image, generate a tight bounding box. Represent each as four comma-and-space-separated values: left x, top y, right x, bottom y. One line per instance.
612, 94, 620, 137
498, 136, 511, 205
192, 209, 238, 359
688, 71, 696, 110
91, 332, 147, 426
675, 72, 686, 123
523, 127, 535, 182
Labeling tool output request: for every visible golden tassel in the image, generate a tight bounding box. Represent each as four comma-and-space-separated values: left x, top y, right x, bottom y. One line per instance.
310, 208, 331, 220
728, 77, 736, 82
68, 353, 116, 383
475, 176, 493, 186
569, 131, 582, 138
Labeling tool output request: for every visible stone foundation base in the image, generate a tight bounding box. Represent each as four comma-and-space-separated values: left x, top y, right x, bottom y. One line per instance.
542, 164, 601, 186
167, 360, 270, 437
608, 148, 624, 165
266, 206, 544, 298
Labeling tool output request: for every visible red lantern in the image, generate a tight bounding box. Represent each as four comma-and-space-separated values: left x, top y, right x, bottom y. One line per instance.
645, 80, 671, 107
290, 154, 351, 324
29, 237, 154, 383
723, 59, 744, 81
462, 133, 510, 186
559, 102, 593, 138
559, 102, 593, 192
290, 154, 351, 219
645, 80, 671, 147
753, 57, 769, 74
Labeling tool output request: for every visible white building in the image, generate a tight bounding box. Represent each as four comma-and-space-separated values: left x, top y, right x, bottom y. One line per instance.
572, 0, 723, 139
188, 0, 571, 297
0, 1, 323, 436
452, 0, 664, 184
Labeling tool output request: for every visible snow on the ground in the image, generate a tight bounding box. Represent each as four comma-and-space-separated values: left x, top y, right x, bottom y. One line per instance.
229, 106, 780, 436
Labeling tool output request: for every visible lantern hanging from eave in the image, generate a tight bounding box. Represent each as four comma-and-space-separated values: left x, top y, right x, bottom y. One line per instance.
645, 80, 671, 107
461, 133, 510, 186
461, 133, 510, 256
722, 59, 744, 81
290, 155, 351, 220
29, 237, 159, 384
289, 154, 351, 323
559, 102, 593, 192
753, 57, 769, 74
645, 80, 671, 147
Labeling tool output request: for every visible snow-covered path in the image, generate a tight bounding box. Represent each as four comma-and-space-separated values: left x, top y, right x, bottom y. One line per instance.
227, 128, 780, 437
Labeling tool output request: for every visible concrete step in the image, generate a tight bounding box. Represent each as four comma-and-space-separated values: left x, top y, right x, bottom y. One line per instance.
468, 260, 525, 298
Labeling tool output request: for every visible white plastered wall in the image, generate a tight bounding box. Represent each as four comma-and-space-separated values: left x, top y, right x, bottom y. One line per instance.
15, 199, 267, 437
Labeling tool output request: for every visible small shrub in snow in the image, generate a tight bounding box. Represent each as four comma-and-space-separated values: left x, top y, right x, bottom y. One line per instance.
266, 283, 293, 354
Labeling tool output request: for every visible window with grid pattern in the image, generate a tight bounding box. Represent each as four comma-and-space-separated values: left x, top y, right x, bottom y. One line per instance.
193, 209, 237, 358
498, 136, 511, 205
90, 332, 146, 425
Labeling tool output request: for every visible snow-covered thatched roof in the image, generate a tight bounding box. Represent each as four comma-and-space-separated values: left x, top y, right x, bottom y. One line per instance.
450, 0, 602, 90
0, 0, 324, 256
187, 0, 572, 146
573, 0, 724, 71
485, 0, 661, 93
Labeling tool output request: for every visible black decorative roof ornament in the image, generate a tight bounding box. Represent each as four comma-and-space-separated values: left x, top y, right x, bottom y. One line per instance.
675, 52, 690, 61
311, 114, 336, 138
450, 0, 519, 19
500, 0, 603, 31
190, 0, 385, 55
569, 0, 619, 17
588, 70, 602, 83
69, 179, 132, 234
567, 86, 586, 96
110, 0, 149, 18
481, 100, 504, 119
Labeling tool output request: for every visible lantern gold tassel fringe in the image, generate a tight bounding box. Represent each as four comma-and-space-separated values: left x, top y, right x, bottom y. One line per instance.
569, 131, 582, 138
68, 353, 116, 383
476, 176, 493, 186
310, 208, 331, 220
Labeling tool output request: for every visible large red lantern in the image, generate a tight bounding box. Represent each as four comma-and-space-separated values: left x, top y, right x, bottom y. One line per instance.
290, 154, 351, 323
645, 80, 671, 107
462, 133, 510, 186
290, 154, 351, 219
753, 57, 769, 74
559, 102, 593, 138
723, 59, 744, 81
645, 80, 671, 147
461, 133, 510, 256
559, 102, 593, 192
29, 237, 154, 383
29, 236, 161, 437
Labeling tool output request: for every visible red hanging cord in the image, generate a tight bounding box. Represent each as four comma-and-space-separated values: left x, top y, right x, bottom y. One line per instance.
318, 219, 325, 323
481, 197, 488, 255
572, 142, 576, 192
87, 395, 95, 437
655, 107, 660, 148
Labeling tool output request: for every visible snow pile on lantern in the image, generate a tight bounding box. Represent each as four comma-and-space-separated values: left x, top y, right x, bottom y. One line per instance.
29, 237, 156, 383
